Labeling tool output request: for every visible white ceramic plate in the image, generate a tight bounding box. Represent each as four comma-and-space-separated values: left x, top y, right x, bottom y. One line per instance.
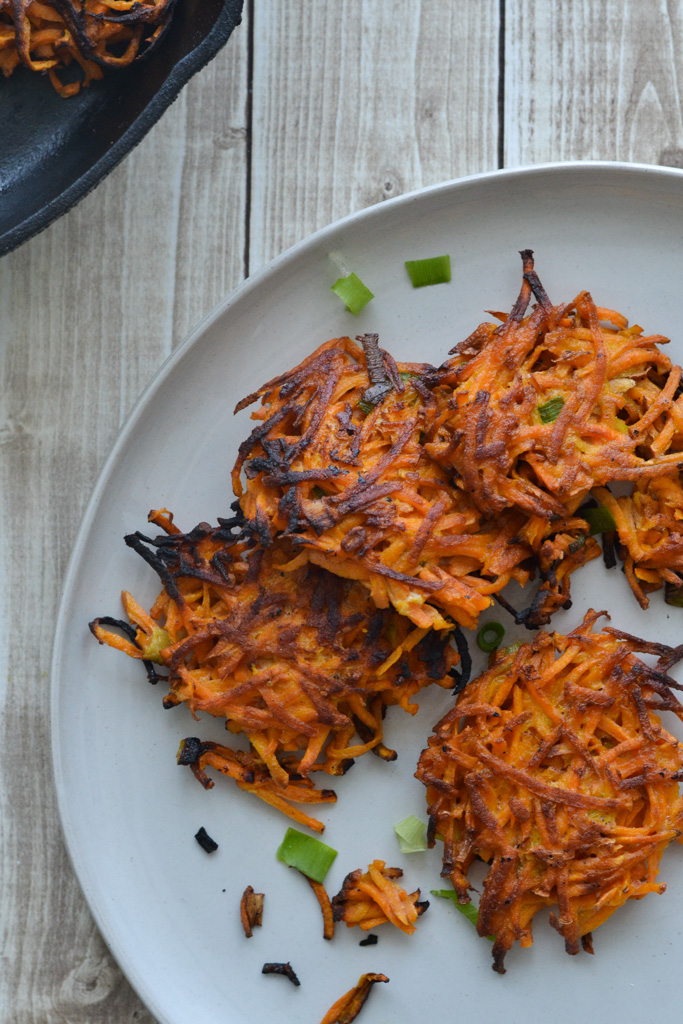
53, 162, 683, 1024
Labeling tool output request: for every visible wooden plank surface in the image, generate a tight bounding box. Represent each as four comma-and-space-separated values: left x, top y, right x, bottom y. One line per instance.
505, 0, 683, 166
249, 0, 500, 270
4, 1, 683, 1020
0, 18, 249, 1021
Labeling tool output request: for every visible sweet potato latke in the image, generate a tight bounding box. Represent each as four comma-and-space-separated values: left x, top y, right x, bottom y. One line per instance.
0, 0, 174, 96
90, 509, 457, 830
416, 610, 683, 972
233, 332, 597, 631
428, 250, 683, 608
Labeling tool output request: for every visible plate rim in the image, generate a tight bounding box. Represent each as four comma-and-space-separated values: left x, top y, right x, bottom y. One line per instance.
50, 159, 683, 1022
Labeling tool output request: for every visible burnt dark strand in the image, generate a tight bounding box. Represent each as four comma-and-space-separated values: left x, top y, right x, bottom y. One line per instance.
261, 962, 300, 986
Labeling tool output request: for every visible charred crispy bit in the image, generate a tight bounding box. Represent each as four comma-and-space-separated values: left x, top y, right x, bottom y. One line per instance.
431, 251, 683, 526
0, 0, 176, 97
91, 510, 458, 803
194, 826, 218, 854
232, 335, 594, 631
261, 962, 300, 986
331, 860, 428, 935
416, 610, 683, 972
358, 933, 378, 946
240, 885, 264, 938
318, 972, 389, 1024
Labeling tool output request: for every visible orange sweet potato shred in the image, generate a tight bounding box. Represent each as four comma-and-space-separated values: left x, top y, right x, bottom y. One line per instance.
0, 0, 174, 96
331, 860, 428, 935
90, 510, 458, 830
232, 333, 597, 631
427, 250, 683, 607
416, 610, 683, 972
318, 973, 389, 1024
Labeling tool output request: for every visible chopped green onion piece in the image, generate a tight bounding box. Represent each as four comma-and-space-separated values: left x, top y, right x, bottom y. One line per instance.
331, 273, 374, 315
476, 621, 505, 653
537, 396, 565, 423
357, 399, 375, 415
405, 255, 451, 288
141, 626, 171, 663
665, 582, 683, 607
568, 532, 586, 554
399, 370, 416, 380
276, 828, 337, 883
430, 890, 494, 940
393, 815, 427, 853
581, 506, 617, 535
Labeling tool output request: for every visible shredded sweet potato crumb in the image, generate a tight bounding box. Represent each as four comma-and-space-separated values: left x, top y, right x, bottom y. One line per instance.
331, 860, 428, 935
318, 972, 389, 1024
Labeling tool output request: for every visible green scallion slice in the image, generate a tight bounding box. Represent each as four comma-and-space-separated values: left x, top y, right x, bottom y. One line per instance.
331, 273, 374, 315
393, 815, 427, 853
357, 399, 375, 415
276, 828, 337, 883
430, 890, 494, 940
568, 533, 586, 554
581, 506, 617, 535
141, 626, 171, 663
399, 370, 416, 380
665, 582, 683, 607
405, 255, 451, 288
476, 621, 505, 653
537, 396, 565, 423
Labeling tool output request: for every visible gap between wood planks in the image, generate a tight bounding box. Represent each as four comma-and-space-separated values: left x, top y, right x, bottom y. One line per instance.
497, 0, 505, 169
243, 0, 255, 279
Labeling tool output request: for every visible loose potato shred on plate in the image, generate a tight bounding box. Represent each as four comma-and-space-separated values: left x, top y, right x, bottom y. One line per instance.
417, 610, 683, 972
318, 972, 389, 1024
331, 859, 428, 935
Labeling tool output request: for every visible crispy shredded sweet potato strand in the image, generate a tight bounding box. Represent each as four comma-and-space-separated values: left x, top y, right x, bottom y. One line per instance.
331, 860, 427, 935
318, 973, 389, 1024
90, 510, 457, 815
305, 875, 335, 940
233, 335, 597, 631
0, 0, 174, 95
416, 610, 683, 972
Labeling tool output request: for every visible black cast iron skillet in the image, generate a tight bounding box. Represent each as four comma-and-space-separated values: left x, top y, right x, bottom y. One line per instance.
0, 0, 244, 257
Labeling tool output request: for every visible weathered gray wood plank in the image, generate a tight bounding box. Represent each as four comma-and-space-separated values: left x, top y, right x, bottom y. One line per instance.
0, 16, 248, 1020
505, 0, 683, 165
249, 0, 501, 270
